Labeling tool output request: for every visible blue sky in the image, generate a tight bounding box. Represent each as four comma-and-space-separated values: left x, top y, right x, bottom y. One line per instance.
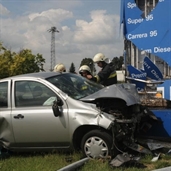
0, 0, 124, 71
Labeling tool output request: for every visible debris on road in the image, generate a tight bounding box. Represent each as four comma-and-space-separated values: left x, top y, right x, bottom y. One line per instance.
57, 157, 89, 171
152, 166, 171, 171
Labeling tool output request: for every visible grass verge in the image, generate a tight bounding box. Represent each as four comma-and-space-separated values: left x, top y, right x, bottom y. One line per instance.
0, 151, 171, 171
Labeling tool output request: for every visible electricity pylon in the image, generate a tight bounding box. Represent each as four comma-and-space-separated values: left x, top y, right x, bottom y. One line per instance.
47, 26, 59, 71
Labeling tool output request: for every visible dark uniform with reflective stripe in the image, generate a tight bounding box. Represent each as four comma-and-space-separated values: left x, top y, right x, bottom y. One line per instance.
91, 62, 117, 86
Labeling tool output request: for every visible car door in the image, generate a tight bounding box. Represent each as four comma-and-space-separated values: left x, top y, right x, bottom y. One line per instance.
0, 80, 16, 146
11, 80, 70, 148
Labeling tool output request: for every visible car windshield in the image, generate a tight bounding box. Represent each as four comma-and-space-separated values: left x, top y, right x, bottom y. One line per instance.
46, 73, 104, 99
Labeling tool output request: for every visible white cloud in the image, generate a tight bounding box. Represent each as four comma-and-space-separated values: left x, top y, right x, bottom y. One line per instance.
29, 9, 73, 22
0, 4, 10, 16
74, 10, 120, 44
0, 1, 124, 72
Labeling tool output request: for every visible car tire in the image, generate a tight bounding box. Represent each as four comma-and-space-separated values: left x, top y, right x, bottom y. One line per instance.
81, 130, 113, 159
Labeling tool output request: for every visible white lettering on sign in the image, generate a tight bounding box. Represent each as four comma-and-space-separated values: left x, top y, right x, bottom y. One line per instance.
150, 30, 157, 37
127, 18, 144, 25
151, 70, 162, 80
137, 87, 144, 92
127, 33, 148, 39
143, 61, 151, 69
154, 47, 171, 53
127, 14, 152, 25
145, 14, 153, 21
144, 49, 152, 53
128, 30, 158, 40
127, 2, 136, 9
131, 72, 147, 79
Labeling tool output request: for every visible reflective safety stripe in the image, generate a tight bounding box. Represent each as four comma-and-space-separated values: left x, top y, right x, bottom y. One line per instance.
95, 75, 100, 82
81, 85, 88, 90
95, 72, 116, 83
108, 72, 117, 79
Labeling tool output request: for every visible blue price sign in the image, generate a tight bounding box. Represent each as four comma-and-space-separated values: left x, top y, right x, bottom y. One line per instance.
143, 56, 163, 80
121, 0, 171, 67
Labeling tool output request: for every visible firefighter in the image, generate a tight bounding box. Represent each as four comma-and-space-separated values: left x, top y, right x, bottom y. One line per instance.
79, 65, 92, 78
86, 53, 117, 86
54, 63, 66, 72
78, 65, 93, 91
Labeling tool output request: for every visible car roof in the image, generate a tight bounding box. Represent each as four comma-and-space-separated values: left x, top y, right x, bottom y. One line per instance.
0, 72, 65, 81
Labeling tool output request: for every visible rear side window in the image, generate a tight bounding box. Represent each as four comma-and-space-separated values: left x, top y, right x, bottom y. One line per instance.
0, 82, 8, 108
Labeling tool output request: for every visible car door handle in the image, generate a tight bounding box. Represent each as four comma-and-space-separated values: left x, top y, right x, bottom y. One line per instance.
14, 114, 24, 119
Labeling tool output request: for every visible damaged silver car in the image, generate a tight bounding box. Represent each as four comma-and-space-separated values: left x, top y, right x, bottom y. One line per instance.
0, 72, 157, 158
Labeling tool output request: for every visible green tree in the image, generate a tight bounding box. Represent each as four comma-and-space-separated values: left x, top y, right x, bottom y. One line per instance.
112, 56, 124, 70
9, 49, 45, 76
80, 58, 96, 74
69, 62, 76, 73
0, 50, 15, 79
0, 44, 45, 79
0, 42, 6, 51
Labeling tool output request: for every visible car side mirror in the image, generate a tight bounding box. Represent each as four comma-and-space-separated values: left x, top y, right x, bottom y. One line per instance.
52, 98, 63, 117
57, 97, 63, 106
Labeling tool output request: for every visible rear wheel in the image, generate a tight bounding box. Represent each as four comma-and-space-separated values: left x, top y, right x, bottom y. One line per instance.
81, 130, 113, 159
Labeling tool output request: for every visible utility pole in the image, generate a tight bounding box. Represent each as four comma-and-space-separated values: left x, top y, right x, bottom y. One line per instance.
47, 26, 59, 71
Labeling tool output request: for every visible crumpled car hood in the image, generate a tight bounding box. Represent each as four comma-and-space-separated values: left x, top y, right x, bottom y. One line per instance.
80, 83, 140, 106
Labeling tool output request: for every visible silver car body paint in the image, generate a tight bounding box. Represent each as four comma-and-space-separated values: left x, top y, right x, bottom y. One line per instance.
80, 83, 140, 106
1, 71, 156, 159
0, 72, 114, 150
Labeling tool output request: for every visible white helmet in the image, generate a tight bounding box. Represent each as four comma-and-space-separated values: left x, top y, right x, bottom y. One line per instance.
54, 63, 66, 72
79, 65, 91, 73
93, 53, 106, 63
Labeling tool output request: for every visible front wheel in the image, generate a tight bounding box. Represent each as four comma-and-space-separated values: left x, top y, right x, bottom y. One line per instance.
81, 130, 113, 159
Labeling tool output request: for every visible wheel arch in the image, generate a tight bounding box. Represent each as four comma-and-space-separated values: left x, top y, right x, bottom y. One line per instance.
72, 125, 112, 151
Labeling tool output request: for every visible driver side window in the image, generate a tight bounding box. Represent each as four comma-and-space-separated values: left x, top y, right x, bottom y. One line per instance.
15, 81, 57, 107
